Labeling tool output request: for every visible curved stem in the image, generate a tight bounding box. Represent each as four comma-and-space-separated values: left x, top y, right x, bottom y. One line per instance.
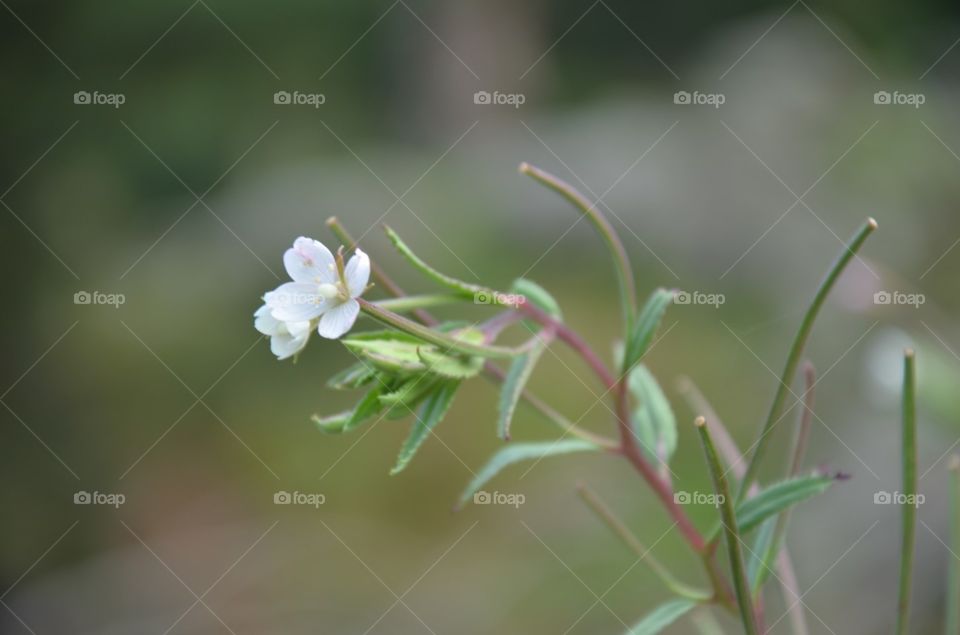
520, 162, 637, 327
372, 294, 466, 313
738, 218, 877, 500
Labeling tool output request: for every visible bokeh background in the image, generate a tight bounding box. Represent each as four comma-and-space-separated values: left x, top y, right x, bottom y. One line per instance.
3, 1, 960, 633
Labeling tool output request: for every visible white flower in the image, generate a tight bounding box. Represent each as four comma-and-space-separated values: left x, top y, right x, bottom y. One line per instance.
254, 304, 312, 359
265, 236, 370, 340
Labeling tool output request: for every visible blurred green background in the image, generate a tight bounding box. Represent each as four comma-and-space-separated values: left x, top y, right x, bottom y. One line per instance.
3, 1, 960, 633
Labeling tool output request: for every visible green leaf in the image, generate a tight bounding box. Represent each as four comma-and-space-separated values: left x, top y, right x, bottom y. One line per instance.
628, 365, 677, 465
624, 598, 697, 635
736, 474, 835, 535
384, 226, 491, 299
390, 381, 460, 475
311, 410, 352, 434
345, 384, 388, 432
510, 278, 562, 320
379, 376, 440, 419
622, 289, 673, 372
456, 440, 598, 508
343, 329, 486, 379
497, 338, 549, 440
326, 363, 377, 390
707, 474, 836, 540
746, 517, 776, 592
418, 347, 484, 378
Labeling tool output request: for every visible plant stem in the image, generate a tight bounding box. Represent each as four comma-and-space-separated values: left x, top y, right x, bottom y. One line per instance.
948, 455, 960, 635
739, 218, 877, 500
577, 481, 712, 601
896, 349, 917, 635
519, 162, 637, 328
696, 416, 759, 635
358, 299, 524, 359
372, 294, 465, 313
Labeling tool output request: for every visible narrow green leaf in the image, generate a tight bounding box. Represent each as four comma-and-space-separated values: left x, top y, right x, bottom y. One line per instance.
326, 363, 377, 390
735, 474, 834, 535
739, 218, 877, 499
622, 289, 673, 372
456, 440, 598, 508
510, 278, 562, 320
311, 410, 352, 434
695, 417, 758, 635
390, 381, 460, 475
628, 365, 678, 465
497, 339, 549, 440
746, 518, 776, 591
345, 384, 388, 432
896, 349, 917, 635
379, 376, 439, 419
384, 226, 491, 299
623, 598, 697, 635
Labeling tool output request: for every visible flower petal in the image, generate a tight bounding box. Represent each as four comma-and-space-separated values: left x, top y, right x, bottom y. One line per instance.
283, 237, 336, 284
344, 248, 370, 297
317, 299, 360, 339
271, 330, 310, 360
266, 282, 328, 322
254, 304, 283, 336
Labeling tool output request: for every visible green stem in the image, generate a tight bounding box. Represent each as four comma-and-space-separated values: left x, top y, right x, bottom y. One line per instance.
372, 294, 465, 313
739, 218, 877, 500
896, 349, 917, 635
519, 162, 637, 327
696, 417, 759, 635
947, 455, 960, 635
576, 481, 712, 601
358, 299, 523, 359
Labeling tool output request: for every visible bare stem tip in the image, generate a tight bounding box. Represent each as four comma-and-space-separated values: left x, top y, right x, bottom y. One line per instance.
325, 216, 338, 227
867, 217, 879, 230
950, 455, 960, 472
694, 415, 706, 428
904, 348, 915, 358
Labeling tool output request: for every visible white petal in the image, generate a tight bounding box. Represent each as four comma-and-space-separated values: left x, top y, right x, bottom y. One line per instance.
271, 330, 309, 360
254, 304, 283, 336
344, 248, 370, 297
285, 319, 312, 337
266, 282, 328, 322
283, 236, 336, 284
317, 299, 359, 339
